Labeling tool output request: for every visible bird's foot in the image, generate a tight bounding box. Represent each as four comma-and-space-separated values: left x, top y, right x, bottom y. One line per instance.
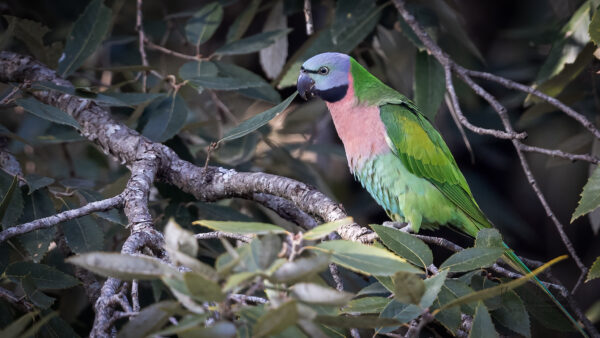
382, 221, 412, 233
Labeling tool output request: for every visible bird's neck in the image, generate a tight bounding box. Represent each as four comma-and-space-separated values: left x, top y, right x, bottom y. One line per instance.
326, 74, 390, 173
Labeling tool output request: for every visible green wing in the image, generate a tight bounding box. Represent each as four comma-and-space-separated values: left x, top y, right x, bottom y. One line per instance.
379, 102, 493, 233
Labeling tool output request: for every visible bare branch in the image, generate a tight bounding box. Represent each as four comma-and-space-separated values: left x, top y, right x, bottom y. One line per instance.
0, 194, 124, 243
519, 143, 599, 164
194, 231, 252, 243
135, 0, 148, 92
303, 0, 314, 36
0, 286, 33, 312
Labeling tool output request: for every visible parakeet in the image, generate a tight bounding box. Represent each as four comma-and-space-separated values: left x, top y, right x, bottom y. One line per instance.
297, 52, 585, 336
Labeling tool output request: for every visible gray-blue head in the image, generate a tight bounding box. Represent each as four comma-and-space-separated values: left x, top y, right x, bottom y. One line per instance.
297, 52, 350, 102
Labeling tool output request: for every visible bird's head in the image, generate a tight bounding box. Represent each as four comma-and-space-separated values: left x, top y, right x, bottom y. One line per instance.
297, 52, 350, 102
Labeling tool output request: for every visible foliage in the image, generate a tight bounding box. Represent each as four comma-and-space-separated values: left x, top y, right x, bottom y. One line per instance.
0, 0, 598, 337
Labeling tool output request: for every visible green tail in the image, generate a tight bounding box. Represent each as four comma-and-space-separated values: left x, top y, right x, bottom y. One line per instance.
502, 243, 588, 337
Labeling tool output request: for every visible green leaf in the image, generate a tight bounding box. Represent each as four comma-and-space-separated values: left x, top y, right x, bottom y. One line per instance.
183, 271, 225, 302
219, 92, 297, 143
186, 76, 265, 90
156, 320, 236, 337
16, 98, 80, 129
0, 174, 20, 227
590, 7, 600, 46
141, 94, 189, 143
185, 2, 223, 46
572, 165, 600, 222
5, 262, 78, 290
21, 276, 54, 309
259, 1, 288, 80
224, 271, 257, 291
2, 16, 62, 68
490, 291, 530, 338
303, 217, 353, 240
312, 240, 421, 276
17, 188, 56, 262
515, 285, 573, 332
371, 224, 433, 269
193, 219, 287, 234
587, 256, 600, 282
0, 311, 39, 338
443, 279, 476, 315
474, 229, 503, 249
19, 311, 57, 338
291, 283, 353, 306
431, 285, 461, 334
438, 256, 566, 312
67, 252, 177, 280
25, 174, 54, 195
357, 282, 390, 297
470, 302, 497, 338
413, 50, 445, 121
251, 233, 282, 270
341, 297, 391, 315
253, 300, 298, 337
61, 200, 103, 253
440, 247, 504, 273
225, 0, 260, 42
378, 300, 421, 333
165, 218, 198, 258
117, 301, 180, 338
77, 189, 126, 225
420, 269, 449, 308
269, 253, 330, 283
392, 271, 425, 305
102, 92, 164, 106
214, 61, 281, 103
57, 0, 112, 76
216, 29, 292, 56
178, 61, 218, 93
316, 315, 401, 328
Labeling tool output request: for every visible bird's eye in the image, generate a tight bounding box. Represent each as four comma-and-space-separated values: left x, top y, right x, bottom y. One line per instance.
318, 66, 329, 75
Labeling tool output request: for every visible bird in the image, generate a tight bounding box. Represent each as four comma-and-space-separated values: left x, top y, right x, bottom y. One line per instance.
297, 52, 585, 336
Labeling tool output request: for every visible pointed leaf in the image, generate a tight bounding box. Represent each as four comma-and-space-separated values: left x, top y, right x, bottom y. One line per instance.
371, 224, 433, 269
253, 300, 298, 337
5, 262, 78, 290
214, 61, 281, 103
291, 283, 353, 306
67, 252, 176, 280
25, 174, 54, 195
260, 1, 288, 79
219, 92, 297, 143
21, 276, 54, 309
183, 271, 225, 302
193, 219, 286, 234
141, 94, 189, 143
587, 256, 600, 282
58, 0, 112, 76
440, 247, 504, 273
475, 229, 503, 249
378, 300, 421, 333
269, 253, 330, 283
225, 0, 260, 42
216, 29, 292, 56
470, 302, 497, 338
117, 301, 180, 338
572, 165, 600, 222
185, 2, 223, 46
491, 291, 530, 338
313, 240, 421, 276
303, 217, 353, 240
420, 269, 449, 308
61, 200, 103, 253
16, 98, 80, 129
414, 51, 445, 121
17, 188, 56, 262
392, 271, 425, 305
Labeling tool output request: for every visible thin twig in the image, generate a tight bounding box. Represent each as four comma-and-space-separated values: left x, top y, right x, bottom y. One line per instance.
519, 143, 599, 164
194, 231, 252, 243
136, 0, 149, 92
209, 90, 238, 124
303, 0, 314, 35
144, 38, 201, 61
0, 194, 124, 243
131, 280, 140, 312
229, 294, 268, 304
444, 94, 475, 163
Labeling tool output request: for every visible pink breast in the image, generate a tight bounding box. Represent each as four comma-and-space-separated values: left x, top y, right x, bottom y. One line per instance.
326, 74, 390, 172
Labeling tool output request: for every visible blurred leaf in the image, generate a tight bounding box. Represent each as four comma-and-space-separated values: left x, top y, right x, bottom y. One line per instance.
165, 218, 198, 257
546, 132, 593, 167
342, 297, 391, 315
572, 165, 600, 222
313, 240, 421, 276
117, 301, 180, 338
159, 320, 236, 338
0, 174, 19, 226
253, 300, 298, 337
25, 174, 54, 195
224, 271, 257, 291
470, 302, 497, 338
440, 247, 504, 273
371, 224, 433, 269
161, 276, 205, 314
67, 252, 176, 280
270, 253, 330, 283
420, 269, 449, 308
475, 229, 503, 249
216, 29, 292, 56
213, 133, 259, 166
515, 285, 574, 332
586, 300, 600, 324
6, 262, 78, 289
21, 276, 54, 309
439, 256, 566, 312
60, 199, 103, 253
141, 94, 189, 143
185, 2, 223, 46
183, 271, 225, 302
32, 82, 126, 106
18, 188, 56, 262
16, 98, 80, 129
102, 92, 164, 106
0, 311, 39, 338
431, 286, 461, 334
316, 315, 400, 328
186, 76, 265, 90
252, 233, 282, 270
587, 256, 600, 282
392, 271, 425, 305
357, 282, 390, 296
219, 92, 297, 143
490, 291, 530, 337
590, 7, 600, 46
3, 16, 62, 68
226, 0, 261, 43
292, 283, 353, 306
179, 61, 218, 93
193, 219, 287, 234
303, 217, 353, 240
443, 279, 476, 315
214, 61, 281, 103
37, 315, 79, 338
58, 0, 112, 76
413, 50, 445, 121
19, 311, 57, 337
535, 1, 591, 83
260, 1, 288, 79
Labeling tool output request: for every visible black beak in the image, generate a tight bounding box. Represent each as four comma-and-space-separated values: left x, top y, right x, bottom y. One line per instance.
297, 73, 315, 100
